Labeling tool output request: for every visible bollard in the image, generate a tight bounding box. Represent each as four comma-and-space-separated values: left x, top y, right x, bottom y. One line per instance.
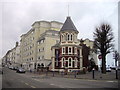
53, 71, 54, 77
46, 70, 48, 76
62, 71, 64, 77
74, 71, 76, 78
92, 68, 95, 79
116, 68, 118, 79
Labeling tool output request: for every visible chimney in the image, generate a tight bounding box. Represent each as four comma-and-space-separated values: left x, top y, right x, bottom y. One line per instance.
15, 42, 19, 47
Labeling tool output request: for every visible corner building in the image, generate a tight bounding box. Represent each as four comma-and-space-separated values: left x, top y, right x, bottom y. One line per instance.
52, 17, 83, 72
20, 21, 63, 70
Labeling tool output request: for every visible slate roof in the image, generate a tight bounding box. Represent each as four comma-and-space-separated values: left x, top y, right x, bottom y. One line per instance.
60, 16, 78, 33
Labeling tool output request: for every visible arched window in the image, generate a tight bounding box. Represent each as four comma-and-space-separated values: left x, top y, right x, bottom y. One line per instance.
68, 46, 72, 54
75, 58, 77, 67
62, 57, 65, 67
62, 47, 65, 54
67, 34, 70, 41
61, 34, 64, 41
68, 57, 72, 67
70, 34, 73, 41
75, 47, 77, 54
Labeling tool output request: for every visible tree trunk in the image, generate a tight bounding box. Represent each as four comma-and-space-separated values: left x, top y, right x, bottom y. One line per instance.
102, 54, 106, 74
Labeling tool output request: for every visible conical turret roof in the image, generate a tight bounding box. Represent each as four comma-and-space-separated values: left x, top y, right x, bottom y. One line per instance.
60, 16, 78, 33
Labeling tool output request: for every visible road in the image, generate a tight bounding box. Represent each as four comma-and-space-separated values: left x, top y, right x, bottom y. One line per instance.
2, 67, 118, 89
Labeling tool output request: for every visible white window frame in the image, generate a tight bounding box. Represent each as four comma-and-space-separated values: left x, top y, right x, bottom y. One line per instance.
61, 35, 63, 42
70, 33, 73, 41
62, 57, 65, 68
67, 34, 70, 41
62, 47, 65, 54
68, 46, 72, 54
75, 58, 77, 68
68, 57, 72, 67
74, 47, 77, 54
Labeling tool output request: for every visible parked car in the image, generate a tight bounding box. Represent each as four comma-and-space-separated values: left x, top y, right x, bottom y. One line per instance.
13, 67, 19, 70
16, 68, 26, 73
106, 67, 111, 72
8, 66, 14, 70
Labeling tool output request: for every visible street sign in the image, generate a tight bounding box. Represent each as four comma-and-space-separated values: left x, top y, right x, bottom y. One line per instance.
98, 55, 102, 59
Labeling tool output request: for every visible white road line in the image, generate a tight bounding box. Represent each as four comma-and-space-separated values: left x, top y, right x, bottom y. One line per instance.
25, 83, 29, 85
33, 79, 41, 82
30, 85, 36, 88
106, 81, 117, 82
50, 83, 55, 85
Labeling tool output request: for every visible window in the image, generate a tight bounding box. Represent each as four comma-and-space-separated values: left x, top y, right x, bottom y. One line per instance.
38, 49, 41, 52
38, 56, 40, 60
42, 56, 44, 59
32, 37, 34, 40
75, 58, 77, 67
61, 34, 65, 42
65, 61, 68, 67
67, 34, 70, 41
62, 47, 65, 54
75, 47, 77, 54
68, 47, 72, 54
67, 33, 73, 41
41, 40, 44, 43
61, 35, 64, 41
71, 34, 73, 41
68, 58, 72, 67
42, 47, 44, 51
62, 57, 65, 67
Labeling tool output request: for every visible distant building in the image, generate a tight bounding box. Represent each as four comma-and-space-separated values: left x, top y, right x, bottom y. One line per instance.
2, 42, 20, 67
20, 21, 63, 70
83, 39, 98, 67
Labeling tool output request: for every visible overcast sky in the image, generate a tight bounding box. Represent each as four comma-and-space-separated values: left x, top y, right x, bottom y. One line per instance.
0, 0, 119, 66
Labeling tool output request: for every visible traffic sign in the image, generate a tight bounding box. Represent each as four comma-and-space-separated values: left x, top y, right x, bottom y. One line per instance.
98, 55, 102, 59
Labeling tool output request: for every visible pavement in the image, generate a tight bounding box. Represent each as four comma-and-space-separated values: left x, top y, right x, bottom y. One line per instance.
25, 69, 119, 81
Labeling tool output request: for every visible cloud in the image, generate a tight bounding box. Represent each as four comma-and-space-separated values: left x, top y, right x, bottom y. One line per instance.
1, 1, 118, 66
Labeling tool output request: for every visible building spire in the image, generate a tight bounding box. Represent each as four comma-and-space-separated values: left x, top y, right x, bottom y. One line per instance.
68, 4, 69, 16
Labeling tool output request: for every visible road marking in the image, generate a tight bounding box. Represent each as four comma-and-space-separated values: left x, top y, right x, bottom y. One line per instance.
25, 83, 29, 85
33, 79, 40, 81
30, 85, 36, 88
50, 83, 55, 85
106, 81, 117, 82
33, 79, 42, 82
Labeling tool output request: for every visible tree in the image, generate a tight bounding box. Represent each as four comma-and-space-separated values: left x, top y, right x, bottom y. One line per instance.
93, 23, 114, 74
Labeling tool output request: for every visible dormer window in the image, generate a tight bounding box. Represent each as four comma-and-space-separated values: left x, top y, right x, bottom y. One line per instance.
67, 33, 73, 41
70, 34, 73, 41
67, 34, 70, 41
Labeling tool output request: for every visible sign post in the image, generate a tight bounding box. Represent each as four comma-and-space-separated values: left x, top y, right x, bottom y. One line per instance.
98, 55, 102, 79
